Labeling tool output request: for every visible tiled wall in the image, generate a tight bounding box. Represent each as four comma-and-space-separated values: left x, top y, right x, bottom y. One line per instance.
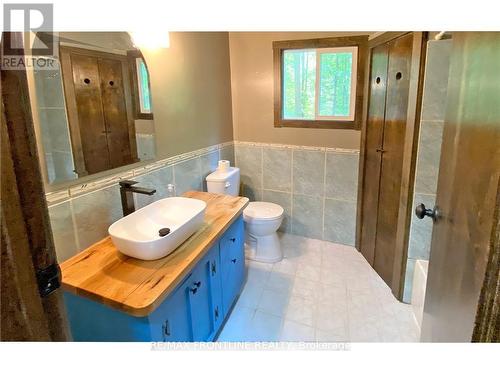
403, 39, 452, 302
33, 61, 76, 184
47, 143, 235, 262
234, 142, 359, 246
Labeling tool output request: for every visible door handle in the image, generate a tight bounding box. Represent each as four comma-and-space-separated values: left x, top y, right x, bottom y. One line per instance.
162, 319, 171, 339
375, 148, 386, 153
415, 203, 439, 221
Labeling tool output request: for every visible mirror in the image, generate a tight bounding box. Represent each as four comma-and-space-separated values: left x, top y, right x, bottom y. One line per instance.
28, 32, 156, 185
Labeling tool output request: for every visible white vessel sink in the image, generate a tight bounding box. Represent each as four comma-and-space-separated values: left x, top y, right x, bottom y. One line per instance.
109, 197, 207, 260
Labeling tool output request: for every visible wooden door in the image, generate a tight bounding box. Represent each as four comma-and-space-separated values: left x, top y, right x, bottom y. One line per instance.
98, 58, 134, 168
373, 33, 413, 286
1, 32, 69, 341
70, 54, 111, 174
360, 33, 414, 286
421, 33, 500, 342
360, 43, 390, 264
62, 47, 138, 176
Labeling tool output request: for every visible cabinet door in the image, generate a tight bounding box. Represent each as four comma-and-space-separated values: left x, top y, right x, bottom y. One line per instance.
149, 275, 192, 342
219, 217, 245, 315
187, 256, 214, 342
205, 247, 223, 336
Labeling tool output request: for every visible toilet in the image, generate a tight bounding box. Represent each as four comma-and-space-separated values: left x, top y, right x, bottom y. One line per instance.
206, 162, 284, 263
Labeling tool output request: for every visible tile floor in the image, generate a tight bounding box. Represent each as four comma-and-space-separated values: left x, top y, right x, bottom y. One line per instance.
217, 233, 420, 342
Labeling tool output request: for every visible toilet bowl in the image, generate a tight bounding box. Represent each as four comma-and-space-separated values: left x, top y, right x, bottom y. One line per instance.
243, 202, 284, 263
205, 163, 284, 263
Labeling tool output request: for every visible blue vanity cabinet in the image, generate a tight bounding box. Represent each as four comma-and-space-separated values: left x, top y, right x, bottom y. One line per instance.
219, 216, 245, 316
64, 215, 245, 342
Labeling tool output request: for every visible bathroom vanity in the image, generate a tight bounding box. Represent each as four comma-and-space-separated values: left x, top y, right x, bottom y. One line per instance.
61, 191, 248, 341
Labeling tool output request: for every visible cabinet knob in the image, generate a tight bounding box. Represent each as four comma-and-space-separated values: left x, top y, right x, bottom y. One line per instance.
229, 238, 236, 243
211, 262, 217, 275
231, 258, 237, 263
193, 281, 201, 288
190, 287, 198, 294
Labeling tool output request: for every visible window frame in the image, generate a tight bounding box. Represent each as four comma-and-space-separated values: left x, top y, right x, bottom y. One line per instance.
273, 35, 368, 129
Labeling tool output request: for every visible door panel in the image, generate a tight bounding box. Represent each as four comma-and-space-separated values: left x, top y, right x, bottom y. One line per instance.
373, 33, 413, 286
421, 33, 500, 342
98, 58, 134, 169
360, 43, 390, 265
70, 54, 111, 174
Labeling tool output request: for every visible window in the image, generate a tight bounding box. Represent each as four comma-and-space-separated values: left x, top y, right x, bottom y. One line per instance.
128, 51, 153, 120
135, 57, 152, 114
274, 36, 367, 129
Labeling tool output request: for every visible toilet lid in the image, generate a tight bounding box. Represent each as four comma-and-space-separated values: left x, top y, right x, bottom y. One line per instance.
243, 201, 284, 221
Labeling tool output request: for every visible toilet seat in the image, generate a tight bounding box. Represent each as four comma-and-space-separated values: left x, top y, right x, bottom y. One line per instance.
243, 202, 284, 222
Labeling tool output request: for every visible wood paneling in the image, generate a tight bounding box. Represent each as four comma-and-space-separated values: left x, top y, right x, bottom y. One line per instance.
421, 32, 500, 342
61, 192, 249, 317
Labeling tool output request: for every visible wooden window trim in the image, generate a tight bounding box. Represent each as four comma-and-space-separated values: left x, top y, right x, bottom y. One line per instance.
127, 50, 154, 120
273, 35, 368, 130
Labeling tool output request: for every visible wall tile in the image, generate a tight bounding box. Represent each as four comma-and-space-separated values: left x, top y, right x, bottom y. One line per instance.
408, 193, 436, 260
325, 152, 359, 201
72, 186, 122, 250
323, 198, 356, 246
420, 40, 452, 122
414, 121, 444, 195
263, 190, 292, 233
291, 194, 323, 239
263, 147, 292, 192
220, 145, 235, 166
134, 166, 174, 209
242, 186, 262, 202
174, 157, 202, 195
235, 144, 262, 199
292, 149, 325, 197
48, 201, 78, 262
200, 151, 220, 191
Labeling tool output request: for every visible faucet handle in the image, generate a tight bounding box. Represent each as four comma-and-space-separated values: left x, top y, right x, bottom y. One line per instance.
119, 179, 138, 188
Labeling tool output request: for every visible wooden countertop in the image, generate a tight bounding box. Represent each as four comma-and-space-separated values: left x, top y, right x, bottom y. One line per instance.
60, 191, 249, 317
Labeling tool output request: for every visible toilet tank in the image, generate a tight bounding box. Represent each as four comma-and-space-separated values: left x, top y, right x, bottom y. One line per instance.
206, 167, 240, 196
